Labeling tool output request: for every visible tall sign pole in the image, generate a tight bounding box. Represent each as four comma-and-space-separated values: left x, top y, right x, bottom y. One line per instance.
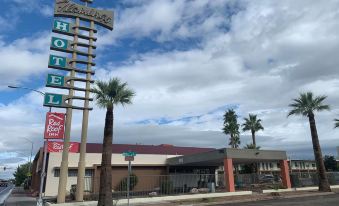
44, 0, 113, 203
76, 0, 95, 201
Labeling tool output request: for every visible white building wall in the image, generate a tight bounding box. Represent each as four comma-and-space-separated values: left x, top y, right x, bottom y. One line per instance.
45, 153, 178, 197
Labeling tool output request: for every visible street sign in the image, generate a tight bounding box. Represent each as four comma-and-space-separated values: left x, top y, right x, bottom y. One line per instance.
122, 151, 136, 157
54, 0, 114, 30
44, 112, 65, 139
125, 156, 134, 161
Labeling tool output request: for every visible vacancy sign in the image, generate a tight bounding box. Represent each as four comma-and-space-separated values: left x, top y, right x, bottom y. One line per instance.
44, 112, 65, 139
47, 141, 79, 153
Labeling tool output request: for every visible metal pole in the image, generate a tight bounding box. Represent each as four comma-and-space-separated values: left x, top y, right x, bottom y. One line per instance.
127, 160, 131, 206
36, 140, 48, 206
57, 17, 79, 203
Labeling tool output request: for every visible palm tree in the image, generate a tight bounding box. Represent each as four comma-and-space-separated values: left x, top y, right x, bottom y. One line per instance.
288, 92, 331, 192
334, 118, 339, 128
92, 78, 135, 206
242, 114, 264, 148
243, 143, 261, 150
222, 109, 241, 148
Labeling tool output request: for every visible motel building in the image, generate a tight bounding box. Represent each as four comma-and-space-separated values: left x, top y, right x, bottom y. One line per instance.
30, 141, 320, 197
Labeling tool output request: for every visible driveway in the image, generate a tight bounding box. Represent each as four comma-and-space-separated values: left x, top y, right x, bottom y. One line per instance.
214, 193, 339, 206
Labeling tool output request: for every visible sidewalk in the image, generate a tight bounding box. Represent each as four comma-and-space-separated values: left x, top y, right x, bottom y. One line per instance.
4, 187, 37, 206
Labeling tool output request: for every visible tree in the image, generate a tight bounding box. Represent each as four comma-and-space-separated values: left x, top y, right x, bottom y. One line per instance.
13, 162, 31, 186
334, 118, 339, 128
288, 92, 331, 192
222, 109, 241, 148
92, 78, 135, 206
244, 143, 261, 150
243, 144, 260, 173
324, 155, 337, 171
242, 114, 264, 148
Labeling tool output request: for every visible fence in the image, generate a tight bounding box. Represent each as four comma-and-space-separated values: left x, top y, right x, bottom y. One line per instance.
290, 172, 339, 187
83, 174, 222, 200
234, 173, 283, 191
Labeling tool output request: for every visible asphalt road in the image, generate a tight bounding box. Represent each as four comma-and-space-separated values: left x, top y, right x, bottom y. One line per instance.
215, 193, 339, 206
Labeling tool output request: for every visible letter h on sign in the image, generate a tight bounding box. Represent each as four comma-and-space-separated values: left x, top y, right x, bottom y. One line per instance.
54, 20, 70, 33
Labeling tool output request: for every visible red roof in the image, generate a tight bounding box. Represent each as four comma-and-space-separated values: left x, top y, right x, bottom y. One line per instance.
86, 143, 215, 155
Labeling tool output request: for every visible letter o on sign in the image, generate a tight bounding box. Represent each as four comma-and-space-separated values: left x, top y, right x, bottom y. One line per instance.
51, 37, 68, 49
54, 39, 66, 48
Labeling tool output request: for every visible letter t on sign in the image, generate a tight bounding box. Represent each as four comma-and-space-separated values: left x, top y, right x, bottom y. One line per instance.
49, 55, 66, 68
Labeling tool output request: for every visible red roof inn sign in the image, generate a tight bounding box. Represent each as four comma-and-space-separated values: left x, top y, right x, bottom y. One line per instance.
44, 112, 65, 139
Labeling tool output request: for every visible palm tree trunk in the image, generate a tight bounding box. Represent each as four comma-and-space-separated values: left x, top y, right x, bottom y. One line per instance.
251, 130, 256, 148
98, 106, 114, 206
308, 112, 331, 192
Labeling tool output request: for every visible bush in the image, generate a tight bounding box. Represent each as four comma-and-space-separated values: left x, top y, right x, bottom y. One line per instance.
117, 174, 138, 191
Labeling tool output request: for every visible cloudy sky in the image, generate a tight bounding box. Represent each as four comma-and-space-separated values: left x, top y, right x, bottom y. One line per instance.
1, 0, 339, 179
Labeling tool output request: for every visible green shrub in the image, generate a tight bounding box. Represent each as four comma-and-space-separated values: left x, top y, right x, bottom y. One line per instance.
117, 174, 138, 191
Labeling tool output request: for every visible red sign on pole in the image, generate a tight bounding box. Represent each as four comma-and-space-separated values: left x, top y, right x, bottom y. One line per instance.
44, 112, 65, 139
47, 141, 79, 153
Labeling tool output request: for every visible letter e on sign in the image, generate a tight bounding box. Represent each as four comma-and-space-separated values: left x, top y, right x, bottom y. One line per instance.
44, 112, 65, 139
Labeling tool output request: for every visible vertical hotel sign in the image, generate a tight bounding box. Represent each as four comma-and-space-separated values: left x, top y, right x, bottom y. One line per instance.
44, 0, 114, 203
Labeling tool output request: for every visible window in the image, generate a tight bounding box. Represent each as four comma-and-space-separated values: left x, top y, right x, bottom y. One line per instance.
54, 169, 94, 177
312, 163, 316, 168
269, 163, 273, 169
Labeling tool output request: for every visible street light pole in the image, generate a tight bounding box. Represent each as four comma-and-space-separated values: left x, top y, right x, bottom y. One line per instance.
8, 86, 51, 112
23, 138, 34, 176
7, 85, 50, 206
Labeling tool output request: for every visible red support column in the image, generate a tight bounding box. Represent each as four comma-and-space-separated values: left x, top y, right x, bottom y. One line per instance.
280, 160, 291, 188
224, 158, 235, 192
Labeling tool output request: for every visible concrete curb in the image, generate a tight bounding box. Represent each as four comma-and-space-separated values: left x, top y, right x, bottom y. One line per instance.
190, 192, 335, 206
262, 188, 295, 193
46, 191, 253, 206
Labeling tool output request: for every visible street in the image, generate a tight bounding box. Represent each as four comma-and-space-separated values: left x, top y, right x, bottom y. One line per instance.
214, 193, 339, 206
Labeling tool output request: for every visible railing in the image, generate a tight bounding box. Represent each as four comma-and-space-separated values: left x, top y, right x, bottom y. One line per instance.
290, 172, 339, 187
84, 174, 221, 200
234, 173, 283, 191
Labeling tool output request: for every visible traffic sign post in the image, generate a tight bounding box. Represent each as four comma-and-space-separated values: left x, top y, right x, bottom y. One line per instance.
41, 0, 114, 203
123, 151, 136, 206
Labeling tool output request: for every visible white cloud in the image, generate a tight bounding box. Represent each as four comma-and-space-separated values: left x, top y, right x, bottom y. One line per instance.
2, 0, 339, 178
